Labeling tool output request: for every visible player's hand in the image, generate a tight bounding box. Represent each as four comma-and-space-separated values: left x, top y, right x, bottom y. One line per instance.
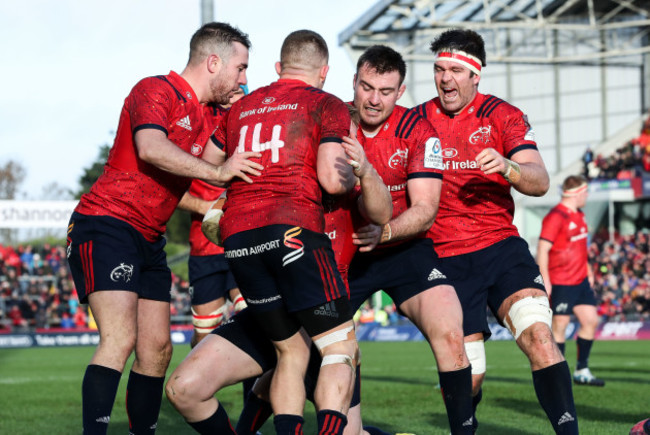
217, 151, 263, 184
353, 223, 382, 252
201, 192, 227, 246
342, 135, 371, 178
475, 148, 507, 176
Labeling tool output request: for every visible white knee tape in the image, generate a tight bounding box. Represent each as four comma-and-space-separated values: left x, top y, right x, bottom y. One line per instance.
313, 326, 353, 351
506, 296, 552, 340
464, 340, 486, 375
192, 306, 226, 334
321, 354, 354, 369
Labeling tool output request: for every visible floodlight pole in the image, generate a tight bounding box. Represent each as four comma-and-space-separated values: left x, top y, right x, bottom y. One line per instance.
201, 0, 214, 24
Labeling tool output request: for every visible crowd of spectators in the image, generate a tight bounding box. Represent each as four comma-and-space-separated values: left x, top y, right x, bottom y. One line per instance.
589, 230, 650, 321
0, 243, 193, 332
582, 113, 650, 181
2, 234, 650, 331
3, 199, 650, 332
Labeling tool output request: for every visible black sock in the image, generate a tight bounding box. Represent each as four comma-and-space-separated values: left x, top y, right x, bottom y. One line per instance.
82, 364, 121, 435
472, 387, 483, 430
235, 392, 273, 434
188, 403, 236, 434
576, 337, 593, 370
532, 362, 579, 434
363, 426, 391, 435
438, 366, 474, 434
557, 341, 566, 356
125, 371, 165, 435
317, 409, 348, 435
242, 377, 257, 405
274, 414, 304, 435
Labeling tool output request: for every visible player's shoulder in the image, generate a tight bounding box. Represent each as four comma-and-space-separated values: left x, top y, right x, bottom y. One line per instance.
133, 73, 190, 104
392, 105, 434, 139
547, 204, 571, 220
474, 94, 522, 119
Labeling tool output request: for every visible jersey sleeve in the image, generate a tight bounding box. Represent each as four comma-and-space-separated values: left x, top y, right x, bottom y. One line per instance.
128, 77, 174, 135
407, 117, 444, 179
210, 108, 230, 151
319, 96, 350, 144
501, 107, 538, 159
539, 210, 564, 244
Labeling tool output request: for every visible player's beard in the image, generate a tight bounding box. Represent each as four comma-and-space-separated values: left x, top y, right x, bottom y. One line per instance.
210, 75, 234, 105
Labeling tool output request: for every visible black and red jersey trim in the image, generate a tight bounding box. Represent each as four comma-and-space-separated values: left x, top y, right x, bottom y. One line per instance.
477, 95, 505, 118
395, 109, 424, 139
154, 75, 187, 103
507, 143, 538, 159
407, 172, 443, 180
133, 123, 168, 136
320, 136, 343, 144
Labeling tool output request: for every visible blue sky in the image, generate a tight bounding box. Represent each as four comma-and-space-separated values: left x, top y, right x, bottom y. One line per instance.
0, 0, 376, 198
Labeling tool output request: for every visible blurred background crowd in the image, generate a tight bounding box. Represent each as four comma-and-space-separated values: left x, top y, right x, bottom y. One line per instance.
3, 113, 650, 332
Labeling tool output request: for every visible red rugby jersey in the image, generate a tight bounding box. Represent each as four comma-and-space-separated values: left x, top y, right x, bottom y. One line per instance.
413, 93, 538, 257
188, 104, 228, 256
539, 204, 589, 285
323, 187, 363, 292
75, 71, 205, 241
357, 105, 443, 248
212, 79, 351, 240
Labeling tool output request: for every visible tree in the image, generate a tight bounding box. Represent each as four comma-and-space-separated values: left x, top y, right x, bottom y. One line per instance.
0, 160, 26, 199
41, 182, 74, 200
75, 144, 110, 199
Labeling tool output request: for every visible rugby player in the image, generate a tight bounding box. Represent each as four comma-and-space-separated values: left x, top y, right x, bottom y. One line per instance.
178, 86, 250, 348
412, 28, 579, 434
66, 22, 260, 435
346, 45, 474, 434
537, 174, 605, 387
165, 104, 392, 435
168, 30, 357, 435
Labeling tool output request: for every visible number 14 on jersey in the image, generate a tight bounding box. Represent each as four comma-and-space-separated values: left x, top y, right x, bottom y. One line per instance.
237, 124, 285, 163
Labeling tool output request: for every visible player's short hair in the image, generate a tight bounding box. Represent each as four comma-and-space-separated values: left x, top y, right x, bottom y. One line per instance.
346, 103, 360, 126
356, 45, 407, 85
429, 28, 487, 68
280, 30, 329, 70
188, 22, 251, 66
562, 174, 588, 191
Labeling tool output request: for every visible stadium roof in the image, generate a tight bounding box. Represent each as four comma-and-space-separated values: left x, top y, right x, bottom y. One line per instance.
339, 0, 650, 65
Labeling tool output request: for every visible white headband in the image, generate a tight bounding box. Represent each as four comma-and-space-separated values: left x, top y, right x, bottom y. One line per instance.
435, 49, 482, 76
562, 183, 588, 197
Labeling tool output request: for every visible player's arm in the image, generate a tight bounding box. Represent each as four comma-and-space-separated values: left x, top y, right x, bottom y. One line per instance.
341, 135, 392, 225
353, 178, 440, 252
135, 129, 263, 187
317, 141, 356, 195
475, 147, 549, 196
177, 191, 213, 216
536, 239, 554, 297
383, 177, 441, 242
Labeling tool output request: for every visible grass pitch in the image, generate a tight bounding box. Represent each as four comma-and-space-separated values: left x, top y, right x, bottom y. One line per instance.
0, 339, 647, 434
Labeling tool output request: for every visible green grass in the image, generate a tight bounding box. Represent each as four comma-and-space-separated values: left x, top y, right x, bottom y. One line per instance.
0, 340, 647, 434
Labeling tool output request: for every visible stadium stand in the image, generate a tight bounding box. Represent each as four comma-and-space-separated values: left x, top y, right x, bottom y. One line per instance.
0, 243, 193, 332
4, 113, 650, 335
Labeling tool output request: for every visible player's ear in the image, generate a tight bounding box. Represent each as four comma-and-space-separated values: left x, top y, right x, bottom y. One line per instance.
207, 54, 221, 74
352, 73, 358, 89
397, 84, 406, 100
319, 65, 329, 86
275, 61, 282, 76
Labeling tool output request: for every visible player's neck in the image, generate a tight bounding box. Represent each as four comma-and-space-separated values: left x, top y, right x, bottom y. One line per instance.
560, 199, 578, 212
